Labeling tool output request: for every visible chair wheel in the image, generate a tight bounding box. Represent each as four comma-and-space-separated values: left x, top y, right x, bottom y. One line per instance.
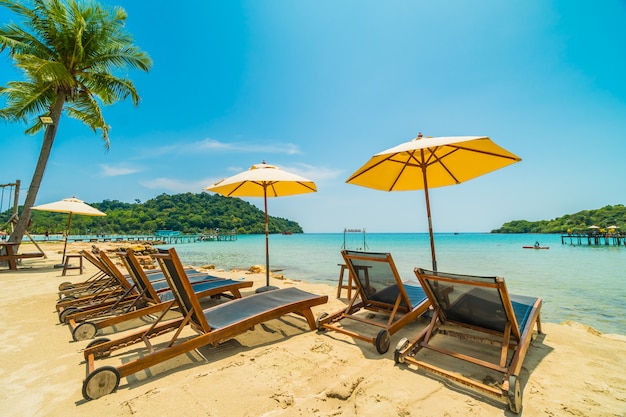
507, 375, 522, 413
394, 337, 409, 363
59, 306, 81, 323
375, 329, 391, 354
73, 322, 98, 341
85, 337, 111, 349
83, 366, 120, 400
315, 312, 329, 331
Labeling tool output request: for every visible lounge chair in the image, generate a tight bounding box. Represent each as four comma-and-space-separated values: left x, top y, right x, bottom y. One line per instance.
81, 247, 328, 400
58, 249, 192, 300
394, 267, 543, 413
57, 247, 221, 321
57, 250, 113, 298
316, 250, 430, 353
66, 249, 254, 341
55, 252, 142, 323
59, 247, 204, 298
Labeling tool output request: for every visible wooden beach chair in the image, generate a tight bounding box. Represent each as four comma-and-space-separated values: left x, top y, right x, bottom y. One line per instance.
57, 247, 212, 320
58, 248, 188, 299
394, 268, 543, 413
65, 249, 254, 340
316, 250, 431, 353
55, 251, 142, 323
57, 252, 106, 294
57, 250, 122, 299
81, 247, 328, 400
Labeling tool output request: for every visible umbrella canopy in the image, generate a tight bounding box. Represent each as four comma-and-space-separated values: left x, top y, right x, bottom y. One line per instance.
346, 133, 521, 271
205, 162, 317, 291
607, 225, 619, 229
33, 197, 105, 264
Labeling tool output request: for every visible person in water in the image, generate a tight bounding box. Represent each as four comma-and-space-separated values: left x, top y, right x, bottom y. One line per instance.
534, 241, 540, 248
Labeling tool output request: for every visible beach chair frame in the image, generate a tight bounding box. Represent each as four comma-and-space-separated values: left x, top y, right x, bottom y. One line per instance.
316, 250, 430, 353
66, 249, 254, 341
82, 247, 328, 400
55, 251, 142, 323
57, 249, 132, 299
394, 267, 542, 413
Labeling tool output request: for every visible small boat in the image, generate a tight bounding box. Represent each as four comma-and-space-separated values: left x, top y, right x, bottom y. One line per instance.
522, 246, 550, 250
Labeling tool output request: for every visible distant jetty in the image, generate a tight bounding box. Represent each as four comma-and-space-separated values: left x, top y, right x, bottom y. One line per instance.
36, 229, 238, 244
561, 233, 624, 246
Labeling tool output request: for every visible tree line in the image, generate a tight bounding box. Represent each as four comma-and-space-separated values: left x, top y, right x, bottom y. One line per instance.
491, 204, 626, 234
1, 193, 303, 236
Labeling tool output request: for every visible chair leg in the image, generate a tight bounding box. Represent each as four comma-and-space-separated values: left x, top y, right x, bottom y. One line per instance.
336, 264, 346, 298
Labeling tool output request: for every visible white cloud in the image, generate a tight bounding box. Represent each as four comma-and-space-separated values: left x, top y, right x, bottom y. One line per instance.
148, 137, 302, 157
100, 164, 141, 177
279, 163, 344, 182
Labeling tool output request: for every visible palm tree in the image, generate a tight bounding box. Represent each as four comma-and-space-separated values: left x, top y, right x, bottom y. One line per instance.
0, 0, 152, 247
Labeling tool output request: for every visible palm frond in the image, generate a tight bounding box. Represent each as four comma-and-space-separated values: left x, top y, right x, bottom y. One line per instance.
65, 92, 110, 147
1, 0, 151, 139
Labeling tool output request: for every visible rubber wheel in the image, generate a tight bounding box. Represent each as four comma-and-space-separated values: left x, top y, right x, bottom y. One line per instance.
73, 322, 98, 341
315, 312, 329, 332
82, 366, 120, 400
58, 294, 77, 302
58, 281, 74, 290
394, 337, 410, 364
59, 307, 81, 324
85, 337, 111, 358
375, 329, 391, 354
507, 375, 522, 413
140, 314, 159, 323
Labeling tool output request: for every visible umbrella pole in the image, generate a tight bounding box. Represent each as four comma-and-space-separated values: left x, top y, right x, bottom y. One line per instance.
264, 190, 270, 286
256, 187, 277, 293
58, 212, 73, 268
421, 163, 437, 271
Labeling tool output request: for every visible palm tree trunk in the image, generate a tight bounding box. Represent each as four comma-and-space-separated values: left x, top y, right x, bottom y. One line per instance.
8, 93, 66, 248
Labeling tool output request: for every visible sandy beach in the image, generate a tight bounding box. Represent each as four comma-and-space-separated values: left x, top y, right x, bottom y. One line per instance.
1, 241, 625, 417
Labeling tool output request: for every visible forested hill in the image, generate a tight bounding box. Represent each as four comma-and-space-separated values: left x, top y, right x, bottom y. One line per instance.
19, 193, 304, 235
492, 204, 626, 233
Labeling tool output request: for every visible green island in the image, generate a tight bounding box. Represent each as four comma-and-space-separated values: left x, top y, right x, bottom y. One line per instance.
491, 204, 626, 233
7, 193, 303, 235
5, 196, 624, 236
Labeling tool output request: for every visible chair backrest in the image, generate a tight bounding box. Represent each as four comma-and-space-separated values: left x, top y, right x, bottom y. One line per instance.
414, 268, 521, 340
152, 248, 211, 332
94, 250, 136, 293
341, 250, 414, 310
118, 249, 161, 302
80, 249, 109, 275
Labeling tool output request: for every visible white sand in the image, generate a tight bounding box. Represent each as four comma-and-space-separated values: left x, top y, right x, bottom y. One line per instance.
1, 241, 625, 417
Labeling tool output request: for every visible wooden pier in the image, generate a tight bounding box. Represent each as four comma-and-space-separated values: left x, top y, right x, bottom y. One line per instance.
66, 230, 237, 244
561, 233, 625, 246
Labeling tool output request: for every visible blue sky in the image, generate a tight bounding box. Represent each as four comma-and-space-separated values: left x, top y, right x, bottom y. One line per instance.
1, 1, 625, 233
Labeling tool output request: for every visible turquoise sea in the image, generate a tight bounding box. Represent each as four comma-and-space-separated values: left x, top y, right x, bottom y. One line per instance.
161, 233, 626, 336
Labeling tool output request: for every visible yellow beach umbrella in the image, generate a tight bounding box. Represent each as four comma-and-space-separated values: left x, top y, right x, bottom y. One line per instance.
346, 133, 521, 271
205, 161, 317, 292
33, 197, 106, 265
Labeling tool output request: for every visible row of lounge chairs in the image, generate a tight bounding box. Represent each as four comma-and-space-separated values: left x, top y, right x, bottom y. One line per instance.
56, 247, 542, 413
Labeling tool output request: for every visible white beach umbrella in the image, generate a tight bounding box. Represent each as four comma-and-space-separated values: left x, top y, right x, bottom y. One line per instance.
205, 161, 317, 292
33, 197, 106, 264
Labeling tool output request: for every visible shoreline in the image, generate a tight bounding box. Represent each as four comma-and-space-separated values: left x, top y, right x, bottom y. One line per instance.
1, 242, 625, 416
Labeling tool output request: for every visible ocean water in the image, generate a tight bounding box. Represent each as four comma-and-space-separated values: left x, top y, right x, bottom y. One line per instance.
161, 233, 626, 335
